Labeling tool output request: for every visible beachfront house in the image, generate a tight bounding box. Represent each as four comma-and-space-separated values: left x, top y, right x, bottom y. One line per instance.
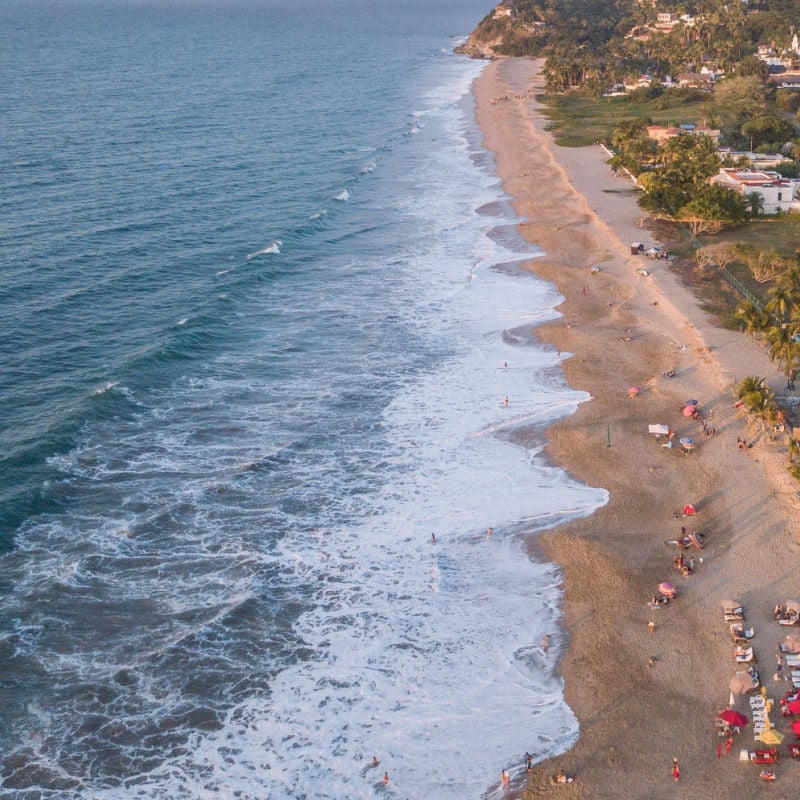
646, 123, 720, 146
710, 168, 800, 214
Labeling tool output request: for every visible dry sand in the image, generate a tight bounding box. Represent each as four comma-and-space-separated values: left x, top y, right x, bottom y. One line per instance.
473, 57, 800, 799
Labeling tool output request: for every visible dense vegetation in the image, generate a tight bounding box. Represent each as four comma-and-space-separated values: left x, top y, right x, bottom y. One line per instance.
469, 0, 800, 92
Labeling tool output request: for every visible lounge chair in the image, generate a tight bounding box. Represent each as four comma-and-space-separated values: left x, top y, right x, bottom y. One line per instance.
730, 624, 754, 643
734, 646, 755, 663
723, 605, 745, 622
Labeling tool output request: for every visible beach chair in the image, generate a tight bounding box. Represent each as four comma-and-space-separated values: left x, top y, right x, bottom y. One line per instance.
722, 601, 745, 621
735, 646, 755, 663
730, 624, 754, 643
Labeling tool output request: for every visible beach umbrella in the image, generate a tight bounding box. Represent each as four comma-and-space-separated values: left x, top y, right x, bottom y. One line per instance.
682, 504, 697, 516
792, 720, 800, 735
787, 699, 800, 714
783, 633, 800, 654
729, 671, 757, 694
682, 405, 695, 417
628, 386, 640, 397
658, 581, 676, 597
685, 399, 699, 406
757, 728, 783, 746
720, 709, 749, 727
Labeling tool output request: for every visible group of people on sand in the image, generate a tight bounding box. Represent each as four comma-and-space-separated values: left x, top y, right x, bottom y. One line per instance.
490, 92, 535, 105
550, 769, 574, 785
496, 752, 574, 790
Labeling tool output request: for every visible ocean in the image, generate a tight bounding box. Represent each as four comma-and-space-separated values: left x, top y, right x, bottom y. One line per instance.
0, 1, 607, 797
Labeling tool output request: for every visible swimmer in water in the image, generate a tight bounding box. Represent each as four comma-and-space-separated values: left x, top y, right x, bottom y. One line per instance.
540, 634, 551, 651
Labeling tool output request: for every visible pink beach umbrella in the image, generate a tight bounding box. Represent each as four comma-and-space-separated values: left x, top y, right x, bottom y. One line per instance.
682, 404, 696, 417
658, 581, 676, 598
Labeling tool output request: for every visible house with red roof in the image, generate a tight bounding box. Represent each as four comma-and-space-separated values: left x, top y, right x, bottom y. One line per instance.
710, 168, 800, 213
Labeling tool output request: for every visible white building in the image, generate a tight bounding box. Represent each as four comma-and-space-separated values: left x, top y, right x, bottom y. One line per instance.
710, 168, 800, 213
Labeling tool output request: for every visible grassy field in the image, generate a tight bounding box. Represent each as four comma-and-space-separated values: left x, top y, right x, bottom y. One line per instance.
539, 92, 714, 147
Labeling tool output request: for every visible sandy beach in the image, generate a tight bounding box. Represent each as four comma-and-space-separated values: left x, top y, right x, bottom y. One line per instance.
473, 57, 800, 799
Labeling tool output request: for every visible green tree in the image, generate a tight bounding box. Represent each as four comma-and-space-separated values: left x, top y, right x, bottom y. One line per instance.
736, 55, 770, 80
741, 115, 796, 151
677, 184, 747, 233
712, 76, 767, 129
609, 118, 656, 175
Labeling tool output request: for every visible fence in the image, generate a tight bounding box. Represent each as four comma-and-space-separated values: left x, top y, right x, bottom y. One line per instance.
719, 267, 764, 310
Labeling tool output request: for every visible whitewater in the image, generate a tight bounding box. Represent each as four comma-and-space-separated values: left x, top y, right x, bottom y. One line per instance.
0, 1, 606, 797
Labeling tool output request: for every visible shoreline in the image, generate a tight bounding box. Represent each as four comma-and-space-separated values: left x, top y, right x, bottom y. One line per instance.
473, 58, 800, 799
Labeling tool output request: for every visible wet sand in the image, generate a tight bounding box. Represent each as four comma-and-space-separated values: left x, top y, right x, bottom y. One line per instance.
473, 57, 800, 799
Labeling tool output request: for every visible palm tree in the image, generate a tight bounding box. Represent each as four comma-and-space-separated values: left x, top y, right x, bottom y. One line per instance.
737, 375, 776, 432
765, 324, 800, 376
766, 285, 794, 325
779, 265, 800, 295
735, 300, 768, 341
745, 191, 764, 218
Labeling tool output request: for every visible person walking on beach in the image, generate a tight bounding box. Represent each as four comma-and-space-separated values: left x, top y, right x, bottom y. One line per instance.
382, 771, 389, 785
503, 395, 509, 407
671, 758, 680, 782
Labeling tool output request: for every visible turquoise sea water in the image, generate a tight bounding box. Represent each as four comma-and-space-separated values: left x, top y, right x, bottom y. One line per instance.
1, 2, 606, 797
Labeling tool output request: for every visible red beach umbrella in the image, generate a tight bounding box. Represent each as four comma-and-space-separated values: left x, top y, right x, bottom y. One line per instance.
792, 720, 800, 735
682, 504, 697, 516
786, 699, 800, 714
720, 709, 749, 727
